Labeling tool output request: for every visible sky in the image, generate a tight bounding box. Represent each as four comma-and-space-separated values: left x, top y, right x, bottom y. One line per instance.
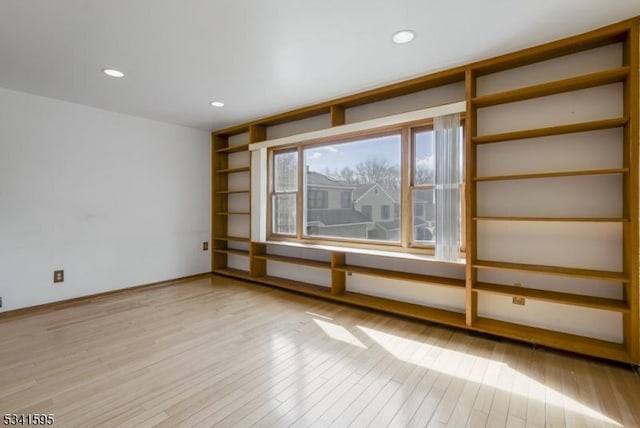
303, 132, 436, 175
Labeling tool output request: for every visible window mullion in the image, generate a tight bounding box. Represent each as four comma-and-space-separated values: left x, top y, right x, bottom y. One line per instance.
401, 126, 410, 248
296, 146, 303, 239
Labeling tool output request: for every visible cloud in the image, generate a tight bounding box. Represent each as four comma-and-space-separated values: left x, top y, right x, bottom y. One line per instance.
310, 152, 322, 159
416, 155, 435, 169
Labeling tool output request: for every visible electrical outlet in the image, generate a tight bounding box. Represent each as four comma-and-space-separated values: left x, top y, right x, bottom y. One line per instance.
54, 270, 64, 283
0, 296, 3, 308
203, 242, 209, 251
513, 296, 525, 305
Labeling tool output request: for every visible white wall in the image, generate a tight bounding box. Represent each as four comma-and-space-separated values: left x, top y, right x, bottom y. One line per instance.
0, 88, 211, 311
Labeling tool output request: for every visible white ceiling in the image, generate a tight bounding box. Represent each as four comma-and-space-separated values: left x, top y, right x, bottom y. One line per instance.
1, 1, 639, 132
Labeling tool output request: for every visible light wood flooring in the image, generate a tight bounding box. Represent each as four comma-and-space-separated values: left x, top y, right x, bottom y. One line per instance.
1, 275, 639, 427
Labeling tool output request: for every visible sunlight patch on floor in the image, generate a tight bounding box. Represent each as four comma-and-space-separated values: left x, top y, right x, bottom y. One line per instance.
356, 325, 621, 427
313, 318, 367, 349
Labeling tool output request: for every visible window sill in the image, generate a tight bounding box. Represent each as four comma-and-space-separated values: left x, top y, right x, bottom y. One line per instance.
261, 239, 466, 266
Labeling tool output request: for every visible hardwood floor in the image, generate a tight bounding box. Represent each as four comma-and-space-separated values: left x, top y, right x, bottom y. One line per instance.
1, 275, 638, 427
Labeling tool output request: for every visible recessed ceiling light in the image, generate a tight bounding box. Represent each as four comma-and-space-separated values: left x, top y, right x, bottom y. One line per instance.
392, 30, 416, 44
210, 101, 225, 107
102, 68, 124, 78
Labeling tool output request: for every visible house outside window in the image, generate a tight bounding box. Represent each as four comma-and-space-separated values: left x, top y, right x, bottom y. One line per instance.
308, 190, 328, 209
381, 205, 390, 220
340, 191, 352, 208
267, 118, 463, 253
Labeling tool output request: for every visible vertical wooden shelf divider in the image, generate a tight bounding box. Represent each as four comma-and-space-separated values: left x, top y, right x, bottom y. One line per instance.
250, 242, 267, 277
330, 105, 345, 127
464, 68, 478, 328
212, 133, 229, 271
248, 124, 267, 278
622, 21, 639, 361
331, 252, 346, 296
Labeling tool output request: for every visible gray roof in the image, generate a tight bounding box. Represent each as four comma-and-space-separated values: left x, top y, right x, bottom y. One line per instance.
307, 209, 371, 226
376, 219, 400, 231
307, 171, 354, 188
352, 183, 376, 201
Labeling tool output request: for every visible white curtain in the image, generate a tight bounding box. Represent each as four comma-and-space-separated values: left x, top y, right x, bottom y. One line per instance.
434, 113, 462, 260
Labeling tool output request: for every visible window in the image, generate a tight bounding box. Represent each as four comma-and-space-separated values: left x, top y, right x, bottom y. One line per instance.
303, 134, 401, 242
271, 151, 297, 235
308, 190, 328, 209
411, 129, 436, 244
410, 124, 464, 251
267, 117, 463, 255
362, 205, 372, 220
381, 205, 390, 220
340, 191, 352, 208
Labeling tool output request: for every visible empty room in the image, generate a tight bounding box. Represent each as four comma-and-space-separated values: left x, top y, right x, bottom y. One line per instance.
2, 1, 640, 427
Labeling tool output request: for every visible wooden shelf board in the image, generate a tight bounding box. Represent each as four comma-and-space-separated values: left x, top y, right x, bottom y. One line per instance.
340, 292, 466, 328
213, 268, 253, 281
474, 168, 628, 182
474, 282, 629, 312
215, 212, 251, 216
468, 20, 630, 76
472, 317, 630, 363
214, 236, 250, 242
472, 66, 629, 108
215, 166, 250, 174
334, 265, 465, 289
216, 270, 466, 329
473, 117, 628, 144
213, 248, 250, 257
473, 216, 628, 223
258, 275, 333, 297
215, 189, 250, 194
473, 260, 629, 283
216, 144, 250, 154
253, 254, 331, 269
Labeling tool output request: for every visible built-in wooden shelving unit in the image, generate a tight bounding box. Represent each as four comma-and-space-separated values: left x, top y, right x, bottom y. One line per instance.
471, 66, 629, 107
473, 216, 628, 222
211, 16, 640, 364
473, 168, 628, 182
471, 117, 629, 144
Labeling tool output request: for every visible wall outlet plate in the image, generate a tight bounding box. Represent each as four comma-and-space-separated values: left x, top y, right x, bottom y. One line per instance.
0, 296, 3, 308
513, 296, 525, 306
54, 270, 64, 283
203, 242, 209, 251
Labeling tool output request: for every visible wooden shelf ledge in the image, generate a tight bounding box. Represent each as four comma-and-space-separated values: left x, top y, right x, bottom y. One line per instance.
213, 268, 253, 281
474, 282, 628, 312
334, 264, 465, 289
215, 144, 249, 154
253, 254, 331, 269
472, 317, 630, 363
472, 66, 629, 108
474, 168, 628, 182
473, 260, 629, 282
215, 166, 250, 174
340, 291, 466, 328
472, 117, 628, 144
213, 248, 249, 257
214, 236, 250, 242
257, 275, 333, 297
214, 271, 466, 329
215, 189, 250, 195
215, 212, 251, 216
473, 216, 628, 222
